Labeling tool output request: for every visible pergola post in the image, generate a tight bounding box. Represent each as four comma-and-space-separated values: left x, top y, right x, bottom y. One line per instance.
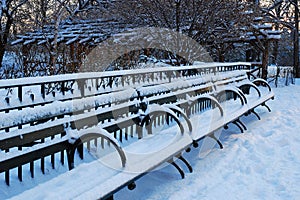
294, 0, 300, 78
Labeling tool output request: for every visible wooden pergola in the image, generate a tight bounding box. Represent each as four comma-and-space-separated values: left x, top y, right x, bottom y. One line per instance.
11, 19, 135, 75
12, 19, 132, 46
221, 17, 281, 79
11, 16, 281, 78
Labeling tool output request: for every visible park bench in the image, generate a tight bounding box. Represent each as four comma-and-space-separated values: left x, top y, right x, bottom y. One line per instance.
0, 62, 274, 199
135, 69, 274, 144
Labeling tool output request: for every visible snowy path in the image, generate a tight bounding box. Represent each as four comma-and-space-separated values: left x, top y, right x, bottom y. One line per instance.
1, 85, 300, 200
113, 85, 300, 200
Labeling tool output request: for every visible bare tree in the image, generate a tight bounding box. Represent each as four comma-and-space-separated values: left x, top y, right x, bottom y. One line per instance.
100, 0, 257, 64
262, 0, 300, 77
0, 0, 30, 67
47, 0, 98, 74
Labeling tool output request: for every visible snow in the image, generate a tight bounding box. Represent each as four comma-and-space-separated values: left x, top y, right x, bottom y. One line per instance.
0, 88, 137, 130
66, 126, 121, 146
137, 70, 247, 101
1, 80, 299, 199
0, 62, 249, 88
268, 34, 281, 40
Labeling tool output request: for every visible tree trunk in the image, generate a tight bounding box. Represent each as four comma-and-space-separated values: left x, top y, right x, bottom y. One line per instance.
219, 50, 225, 62
175, 1, 181, 32
218, 44, 225, 62
273, 40, 278, 64
0, 15, 13, 68
0, 42, 5, 68
261, 41, 269, 80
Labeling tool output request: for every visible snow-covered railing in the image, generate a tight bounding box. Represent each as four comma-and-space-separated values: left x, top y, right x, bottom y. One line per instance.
0, 62, 276, 199
0, 62, 250, 112
0, 62, 250, 87
249, 64, 295, 87
0, 63, 249, 131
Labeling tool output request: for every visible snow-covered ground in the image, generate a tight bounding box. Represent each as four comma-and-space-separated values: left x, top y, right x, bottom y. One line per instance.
1, 83, 300, 200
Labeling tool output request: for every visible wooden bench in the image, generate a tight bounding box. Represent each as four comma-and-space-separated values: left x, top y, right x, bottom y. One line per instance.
0, 62, 274, 199
135, 69, 274, 146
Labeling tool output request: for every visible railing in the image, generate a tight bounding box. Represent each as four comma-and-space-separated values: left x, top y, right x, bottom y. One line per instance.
249, 63, 295, 87
267, 66, 295, 87
0, 62, 250, 114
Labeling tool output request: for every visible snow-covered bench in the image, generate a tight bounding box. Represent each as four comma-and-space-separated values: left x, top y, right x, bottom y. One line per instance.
136, 70, 274, 147
0, 62, 275, 199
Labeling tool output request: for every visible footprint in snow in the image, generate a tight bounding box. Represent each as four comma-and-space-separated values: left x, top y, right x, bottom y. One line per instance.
276, 138, 289, 147
243, 140, 254, 151
261, 130, 274, 138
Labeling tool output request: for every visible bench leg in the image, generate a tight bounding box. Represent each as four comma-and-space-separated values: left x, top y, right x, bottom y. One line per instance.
5, 170, 9, 186
178, 156, 193, 173
262, 103, 271, 112
67, 150, 75, 170
251, 109, 261, 120
236, 119, 247, 131
232, 121, 244, 133
169, 161, 185, 179
208, 134, 223, 149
